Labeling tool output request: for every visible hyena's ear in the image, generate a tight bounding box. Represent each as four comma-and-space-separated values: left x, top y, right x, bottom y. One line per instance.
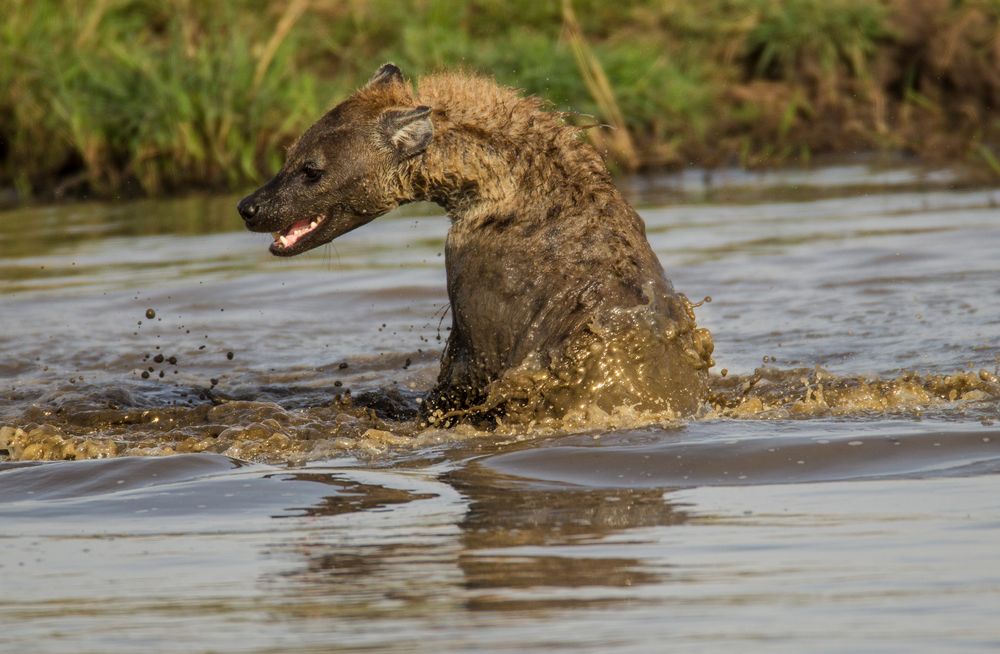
380, 106, 434, 159
367, 63, 405, 88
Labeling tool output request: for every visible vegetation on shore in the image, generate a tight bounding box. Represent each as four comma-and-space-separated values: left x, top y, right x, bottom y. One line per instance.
1, 0, 999, 201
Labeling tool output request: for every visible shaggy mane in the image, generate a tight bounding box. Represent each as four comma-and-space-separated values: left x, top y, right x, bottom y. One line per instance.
354, 71, 611, 196
416, 72, 607, 175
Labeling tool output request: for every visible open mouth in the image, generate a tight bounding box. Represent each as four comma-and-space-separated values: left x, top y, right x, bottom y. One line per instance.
270, 215, 327, 255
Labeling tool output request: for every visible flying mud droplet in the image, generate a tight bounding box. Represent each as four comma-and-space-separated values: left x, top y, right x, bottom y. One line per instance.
145, 308, 156, 319
226, 351, 234, 360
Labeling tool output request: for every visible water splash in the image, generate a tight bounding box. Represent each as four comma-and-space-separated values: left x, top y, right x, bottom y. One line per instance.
2, 363, 996, 464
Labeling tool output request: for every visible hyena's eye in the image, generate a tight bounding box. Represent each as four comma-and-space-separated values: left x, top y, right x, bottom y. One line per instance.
301, 164, 324, 183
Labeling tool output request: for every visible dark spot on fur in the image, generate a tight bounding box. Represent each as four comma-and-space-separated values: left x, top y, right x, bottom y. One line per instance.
480, 212, 516, 231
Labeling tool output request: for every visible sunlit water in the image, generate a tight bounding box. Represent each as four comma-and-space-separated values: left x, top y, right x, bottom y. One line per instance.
2, 165, 999, 652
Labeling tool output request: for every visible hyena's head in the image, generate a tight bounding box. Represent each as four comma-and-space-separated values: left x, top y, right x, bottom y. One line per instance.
238, 63, 433, 256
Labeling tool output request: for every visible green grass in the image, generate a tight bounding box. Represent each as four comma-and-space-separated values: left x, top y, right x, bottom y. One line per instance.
1, 0, 999, 201
745, 0, 888, 79
1, 0, 324, 197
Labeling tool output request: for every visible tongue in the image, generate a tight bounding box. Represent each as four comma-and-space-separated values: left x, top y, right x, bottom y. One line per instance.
275, 218, 315, 248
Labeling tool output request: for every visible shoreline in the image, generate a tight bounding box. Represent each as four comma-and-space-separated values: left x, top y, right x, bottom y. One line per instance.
1, 154, 995, 213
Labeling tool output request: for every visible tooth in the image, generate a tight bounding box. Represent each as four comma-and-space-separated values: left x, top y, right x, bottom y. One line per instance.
280, 235, 288, 246
310, 220, 317, 228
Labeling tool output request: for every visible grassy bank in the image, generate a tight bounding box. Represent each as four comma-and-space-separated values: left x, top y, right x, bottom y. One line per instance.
2, 0, 999, 201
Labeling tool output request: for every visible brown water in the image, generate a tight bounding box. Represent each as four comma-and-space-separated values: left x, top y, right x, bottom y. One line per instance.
2, 165, 999, 652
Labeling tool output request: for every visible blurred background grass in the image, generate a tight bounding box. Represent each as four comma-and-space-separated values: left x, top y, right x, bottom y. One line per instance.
1, 0, 999, 201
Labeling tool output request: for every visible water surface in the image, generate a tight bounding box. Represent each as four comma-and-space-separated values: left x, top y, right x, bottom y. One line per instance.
1, 164, 999, 652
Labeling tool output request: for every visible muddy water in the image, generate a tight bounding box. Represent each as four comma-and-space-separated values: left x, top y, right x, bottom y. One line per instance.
2, 165, 999, 652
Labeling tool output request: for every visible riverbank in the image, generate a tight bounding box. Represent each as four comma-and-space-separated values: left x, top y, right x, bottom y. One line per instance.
2, 0, 999, 201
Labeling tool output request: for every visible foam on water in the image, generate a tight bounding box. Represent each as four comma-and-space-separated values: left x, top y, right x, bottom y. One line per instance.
1, 362, 997, 465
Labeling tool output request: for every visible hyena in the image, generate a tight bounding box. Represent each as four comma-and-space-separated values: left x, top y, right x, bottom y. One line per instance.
239, 64, 713, 424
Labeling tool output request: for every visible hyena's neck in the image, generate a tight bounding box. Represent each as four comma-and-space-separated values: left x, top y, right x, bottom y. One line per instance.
401, 129, 516, 220
395, 73, 620, 224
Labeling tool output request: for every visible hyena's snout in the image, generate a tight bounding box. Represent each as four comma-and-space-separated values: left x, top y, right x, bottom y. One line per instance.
237, 195, 260, 226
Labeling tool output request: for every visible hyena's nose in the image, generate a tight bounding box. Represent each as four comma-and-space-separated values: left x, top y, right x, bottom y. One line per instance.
237, 197, 259, 223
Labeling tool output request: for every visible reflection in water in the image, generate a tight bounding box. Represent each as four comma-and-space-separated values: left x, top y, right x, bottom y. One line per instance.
455, 477, 687, 549
270, 467, 688, 620
275, 472, 435, 518
4, 453, 997, 653
258, 470, 467, 627
453, 474, 685, 610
